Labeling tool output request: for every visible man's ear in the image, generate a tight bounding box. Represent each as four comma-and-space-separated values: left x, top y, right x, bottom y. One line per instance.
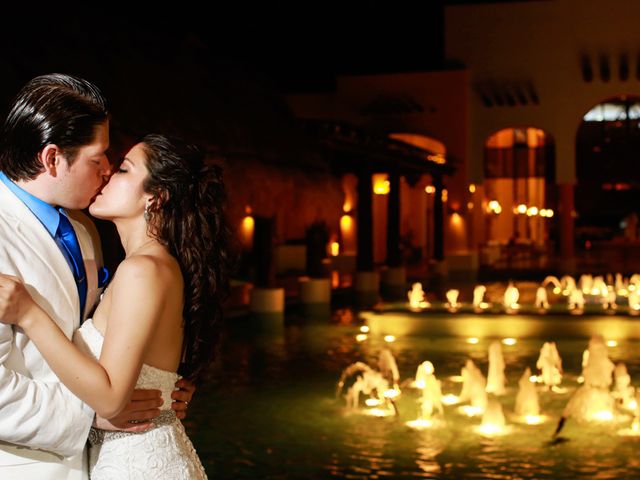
38, 144, 62, 176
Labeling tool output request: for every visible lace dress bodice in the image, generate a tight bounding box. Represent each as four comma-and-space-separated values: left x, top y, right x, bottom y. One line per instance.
74, 319, 207, 479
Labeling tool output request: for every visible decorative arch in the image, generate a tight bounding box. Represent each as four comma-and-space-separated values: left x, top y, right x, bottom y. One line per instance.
482, 126, 557, 248
388, 133, 446, 155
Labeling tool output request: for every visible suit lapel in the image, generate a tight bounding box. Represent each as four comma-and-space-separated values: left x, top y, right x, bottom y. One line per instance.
0, 182, 79, 324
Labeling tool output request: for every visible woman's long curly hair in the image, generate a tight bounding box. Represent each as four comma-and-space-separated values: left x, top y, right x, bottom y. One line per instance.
138, 134, 232, 382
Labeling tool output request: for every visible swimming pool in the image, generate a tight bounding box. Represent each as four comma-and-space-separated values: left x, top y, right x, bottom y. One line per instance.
186, 310, 640, 479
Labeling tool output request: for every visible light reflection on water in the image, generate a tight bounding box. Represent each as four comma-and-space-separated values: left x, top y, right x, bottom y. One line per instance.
186, 313, 640, 479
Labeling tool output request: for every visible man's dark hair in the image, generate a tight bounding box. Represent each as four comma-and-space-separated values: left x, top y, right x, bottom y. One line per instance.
0, 73, 108, 181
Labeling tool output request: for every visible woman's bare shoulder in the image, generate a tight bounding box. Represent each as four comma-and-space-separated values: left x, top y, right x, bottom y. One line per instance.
112, 253, 180, 292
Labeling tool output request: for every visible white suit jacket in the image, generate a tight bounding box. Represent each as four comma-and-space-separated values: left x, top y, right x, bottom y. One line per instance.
0, 180, 101, 480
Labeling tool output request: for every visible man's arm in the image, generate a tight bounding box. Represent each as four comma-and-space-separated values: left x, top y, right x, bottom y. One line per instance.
0, 323, 94, 456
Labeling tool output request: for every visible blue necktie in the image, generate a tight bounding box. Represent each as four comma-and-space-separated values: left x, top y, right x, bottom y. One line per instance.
56, 212, 87, 321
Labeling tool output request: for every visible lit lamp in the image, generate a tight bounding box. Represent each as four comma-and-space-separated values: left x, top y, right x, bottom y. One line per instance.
240, 206, 254, 249
373, 174, 390, 195
487, 200, 502, 215
340, 210, 355, 254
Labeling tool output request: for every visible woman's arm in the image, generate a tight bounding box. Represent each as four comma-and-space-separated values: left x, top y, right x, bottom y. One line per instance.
0, 256, 170, 419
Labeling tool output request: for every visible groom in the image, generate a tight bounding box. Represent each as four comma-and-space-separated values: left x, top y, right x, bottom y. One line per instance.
0, 74, 193, 479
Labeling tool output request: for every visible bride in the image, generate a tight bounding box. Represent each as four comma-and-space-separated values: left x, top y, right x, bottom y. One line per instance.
0, 134, 232, 479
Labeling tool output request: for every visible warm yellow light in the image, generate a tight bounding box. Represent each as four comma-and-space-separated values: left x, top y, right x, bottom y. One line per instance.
331, 270, 340, 289
384, 388, 400, 399
467, 337, 479, 344
487, 200, 502, 215
442, 189, 448, 202
425, 185, 436, 194
516, 204, 527, 214
527, 206, 539, 216
459, 405, 483, 417
340, 214, 353, 232
529, 375, 541, 383
414, 380, 425, 389
240, 215, 255, 248
592, 410, 614, 421
373, 174, 390, 195
469, 184, 476, 193
374, 182, 390, 195
478, 423, 506, 436
356, 334, 368, 342
553, 287, 561, 294
330, 241, 340, 257
366, 408, 392, 417
384, 335, 396, 343
607, 340, 618, 347
547, 209, 554, 218
406, 419, 434, 429
360, 325, 370, 333
442, 394, 460, 405
524, 415, 545, 425
502, 338, 517, 346
467, 202, 474, 210
449, 375, 464, 383
365, 398, 382, 407
427, 153, 446, 164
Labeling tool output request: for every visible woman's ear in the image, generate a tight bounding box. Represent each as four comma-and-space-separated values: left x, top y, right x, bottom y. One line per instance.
38, 144, 61, 177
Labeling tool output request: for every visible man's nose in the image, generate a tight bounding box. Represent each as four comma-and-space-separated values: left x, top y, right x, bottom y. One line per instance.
99, 157, 111, 180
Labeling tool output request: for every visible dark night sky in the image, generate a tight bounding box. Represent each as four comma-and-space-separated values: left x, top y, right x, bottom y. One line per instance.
0, 1, 533, 94
0, 2, 452, 94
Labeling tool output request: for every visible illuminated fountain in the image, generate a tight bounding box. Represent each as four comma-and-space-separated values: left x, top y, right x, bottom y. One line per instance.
601, 286, 618, 311
535, 341, 563, 391
514, 367, 545, 424
472, 284, 490, 312
337, 362, 394, 414
478, 398, 508, 436
408, 282, 430, 311
613, 363, 636, 411
503, 281, 520, 313
591, 276, 608, 297
567, 288, 585, 314
628, 289, 640, 314
559, 335, 617, 426
407, 361, 445, 429
579, 274, 593, 295
445, 289, 461, 312
337, 351, 402, 418
379, 348, 400, 391
486, 341, 506, 396
560, 275, 576, 296
542, 275, 562, 295
615, 273, 628, 297
534, 285, 550, 311
458, 359, 487, 416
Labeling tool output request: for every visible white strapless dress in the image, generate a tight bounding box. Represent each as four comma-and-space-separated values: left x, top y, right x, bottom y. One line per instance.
73, 319, 207, 479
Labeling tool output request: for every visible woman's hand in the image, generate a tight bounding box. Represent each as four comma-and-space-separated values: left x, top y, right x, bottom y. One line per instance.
0, 274, 42, 327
